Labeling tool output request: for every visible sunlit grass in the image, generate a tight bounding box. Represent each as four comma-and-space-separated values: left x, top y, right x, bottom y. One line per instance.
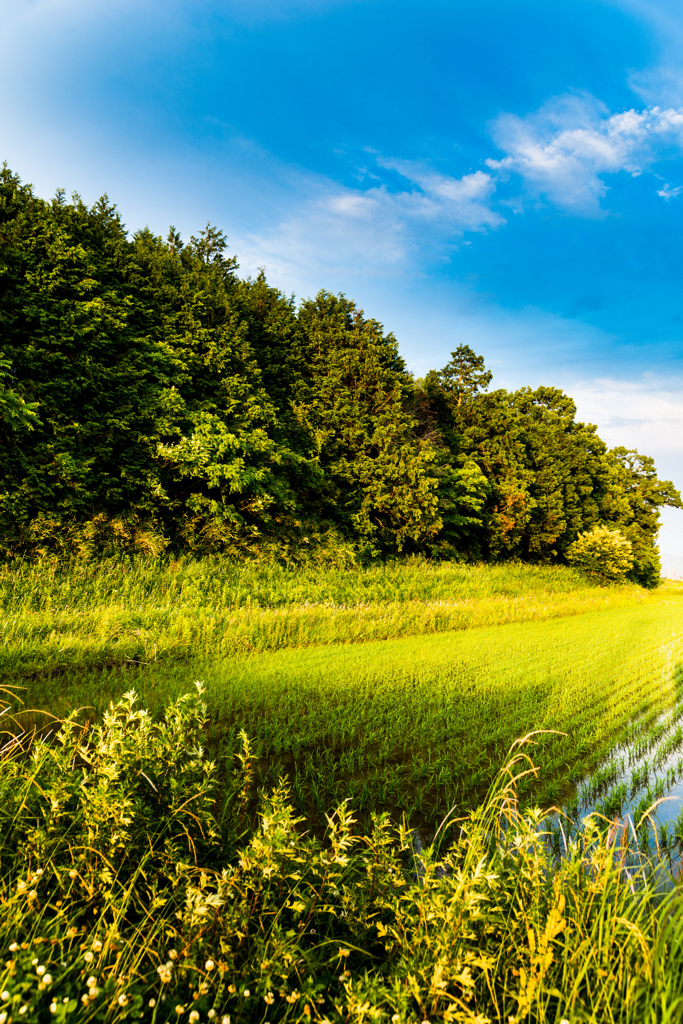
15, 584, 683, 833
0, 556, 644, 682
5, 564, 683, 1020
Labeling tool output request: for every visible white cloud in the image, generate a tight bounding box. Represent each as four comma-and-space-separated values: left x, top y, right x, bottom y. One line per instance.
223, 92, 683, 287
376, 160, 503, 231
657, 182, 683, 199
555, 373, 683, 557
612, 1, 683, 105
567, 376, 683, 458
487, 94, 683, 213
236, 161, 503, 292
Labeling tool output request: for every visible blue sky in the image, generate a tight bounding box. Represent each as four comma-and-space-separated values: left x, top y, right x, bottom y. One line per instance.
3, 0, 683, 557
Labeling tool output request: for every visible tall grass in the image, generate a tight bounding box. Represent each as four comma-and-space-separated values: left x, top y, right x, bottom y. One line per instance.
0, 557, 644, 682
3, 684, 683, 1023
0, 556, 615, 611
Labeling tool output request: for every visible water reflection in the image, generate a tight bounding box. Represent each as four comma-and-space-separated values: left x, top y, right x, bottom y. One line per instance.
551, 677, 683, 879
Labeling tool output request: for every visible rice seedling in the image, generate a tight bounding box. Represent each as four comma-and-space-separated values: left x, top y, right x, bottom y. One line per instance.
595, 781, 628, 819
658, 820, 673, 849
631, 761, 649, 793
674, 807, 683, 846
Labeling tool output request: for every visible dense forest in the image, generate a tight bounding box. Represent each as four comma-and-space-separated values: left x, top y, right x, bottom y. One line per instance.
0, 164, 679, 585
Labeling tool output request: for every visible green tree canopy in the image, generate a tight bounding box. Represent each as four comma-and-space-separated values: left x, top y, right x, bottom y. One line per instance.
0, 163, 679, 581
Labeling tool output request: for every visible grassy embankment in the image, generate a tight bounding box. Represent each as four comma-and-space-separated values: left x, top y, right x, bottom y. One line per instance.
1, 555, 641, 682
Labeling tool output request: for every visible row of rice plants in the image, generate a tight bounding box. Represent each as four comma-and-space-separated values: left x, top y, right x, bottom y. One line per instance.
18, 593, 683, 834
556, 679, 683, 861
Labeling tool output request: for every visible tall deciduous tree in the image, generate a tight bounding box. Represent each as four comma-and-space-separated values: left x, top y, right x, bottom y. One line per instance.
418, 346, 681, 576
604, 448, 682, 587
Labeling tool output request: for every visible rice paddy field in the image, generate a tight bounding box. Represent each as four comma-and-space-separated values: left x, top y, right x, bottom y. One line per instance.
5, 556, 683, 1023
4, 555, 682, 834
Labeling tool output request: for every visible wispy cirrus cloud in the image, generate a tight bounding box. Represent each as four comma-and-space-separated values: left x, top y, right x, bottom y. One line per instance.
240, 92, 683, 287
657, 182, 683, 199
238, 161, 503, 288
568, 376, 683, 454
374, 159, 503, 231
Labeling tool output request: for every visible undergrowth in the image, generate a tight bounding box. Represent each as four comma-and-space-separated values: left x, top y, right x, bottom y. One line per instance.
2, 685, 683, 1023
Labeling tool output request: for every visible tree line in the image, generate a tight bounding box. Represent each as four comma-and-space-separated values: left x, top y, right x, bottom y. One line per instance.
0, 164, 679, 584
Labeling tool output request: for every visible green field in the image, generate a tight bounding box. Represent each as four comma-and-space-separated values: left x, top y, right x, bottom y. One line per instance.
1, 555, 639, 683
6, 557, 682, 832
5, 558, 683, 1022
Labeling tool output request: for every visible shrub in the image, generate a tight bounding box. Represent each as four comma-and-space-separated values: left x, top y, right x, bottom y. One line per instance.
0, 686, 681, 1022
566, 524, 634, 584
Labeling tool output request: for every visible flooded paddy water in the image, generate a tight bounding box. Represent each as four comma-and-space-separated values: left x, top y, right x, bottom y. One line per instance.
549, 665, 683, 877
